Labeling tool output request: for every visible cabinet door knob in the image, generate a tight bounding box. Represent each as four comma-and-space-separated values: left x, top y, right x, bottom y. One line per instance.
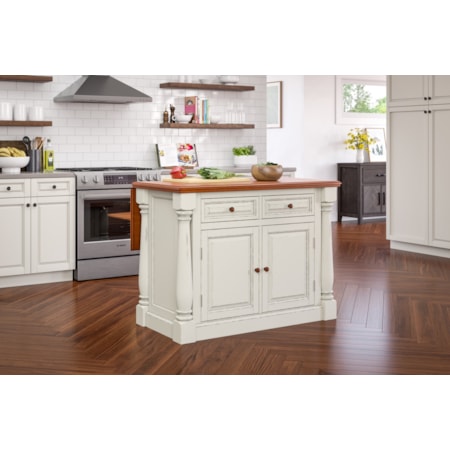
264, 267, 270, 272
287, 203, 293, 209
26, 203, 30, 207
428, 97, 432, 100
254, 268, 260, 273
424, 97, 427, 101
33, 203, 37, 207
229, 207, 235, 213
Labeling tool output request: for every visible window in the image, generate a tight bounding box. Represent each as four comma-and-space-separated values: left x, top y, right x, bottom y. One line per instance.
335, 75, 386, 126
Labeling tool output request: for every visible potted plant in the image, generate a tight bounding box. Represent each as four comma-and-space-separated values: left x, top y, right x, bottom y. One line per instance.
232, 145, 257, 167
344, 128, 376, 163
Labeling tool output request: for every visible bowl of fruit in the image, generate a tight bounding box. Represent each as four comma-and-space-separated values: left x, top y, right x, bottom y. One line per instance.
0, 147, 30, 174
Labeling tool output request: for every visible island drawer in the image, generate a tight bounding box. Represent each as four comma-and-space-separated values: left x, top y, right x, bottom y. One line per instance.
201, 197, 259, 222
31, 178, 75, 196
0, 179, 29, 198
262, 193, 315, 218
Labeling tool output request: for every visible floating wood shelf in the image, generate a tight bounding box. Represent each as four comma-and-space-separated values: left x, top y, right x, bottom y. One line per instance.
160, 82, 255, 92
160, 123, 254, 129
0, 120, 53, 127
0, 75, 53, 83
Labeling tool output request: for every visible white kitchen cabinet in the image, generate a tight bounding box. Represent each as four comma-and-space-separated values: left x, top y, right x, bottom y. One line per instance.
201, 220, 315, 321
387, 75, 450, 257
0, 177, 75, 286
387, 75, 450, 107
135, 178, 339, 344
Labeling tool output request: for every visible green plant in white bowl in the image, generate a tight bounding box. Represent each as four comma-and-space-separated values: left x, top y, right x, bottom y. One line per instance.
232, 145, 257, 167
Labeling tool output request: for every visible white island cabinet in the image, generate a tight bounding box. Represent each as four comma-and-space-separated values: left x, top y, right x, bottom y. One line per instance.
134, 177, 340, 344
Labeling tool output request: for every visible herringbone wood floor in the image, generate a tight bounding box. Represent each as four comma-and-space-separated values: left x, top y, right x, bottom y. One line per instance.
1, 221, 450, 375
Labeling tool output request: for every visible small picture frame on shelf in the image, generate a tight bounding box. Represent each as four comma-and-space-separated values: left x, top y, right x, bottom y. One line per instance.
156, 143, 198, 168
367, 128, 386, 162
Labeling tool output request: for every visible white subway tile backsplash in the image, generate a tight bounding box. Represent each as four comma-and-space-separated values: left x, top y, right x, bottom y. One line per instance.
0, 75, 266, 168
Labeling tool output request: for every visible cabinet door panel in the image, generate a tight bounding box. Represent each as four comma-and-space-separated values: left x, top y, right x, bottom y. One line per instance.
363, 185, 382, 215
387, 76, 427, 107
388, 108, 428, 244
0, 200, 30, 276
31, 196, 75, 273
430, 107, 450, 248
429, 76, 450, 105
201, 227, 259, 321
262, 223, 314, 312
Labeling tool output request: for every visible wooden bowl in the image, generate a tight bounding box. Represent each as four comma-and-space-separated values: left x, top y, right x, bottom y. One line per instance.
251, 164, 283, 181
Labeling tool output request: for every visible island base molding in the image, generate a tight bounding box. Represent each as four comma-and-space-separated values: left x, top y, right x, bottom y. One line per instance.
144, 302, 337, 345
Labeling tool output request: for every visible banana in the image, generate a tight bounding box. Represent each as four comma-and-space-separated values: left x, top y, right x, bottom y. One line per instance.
0, 147, 27, 157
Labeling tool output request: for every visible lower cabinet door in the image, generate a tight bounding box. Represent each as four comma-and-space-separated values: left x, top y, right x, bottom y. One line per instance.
0, 199, 30, 276
31, 196, 75, 273
262, 222, 315, 312
363, 185, 383, 215
201, 227, 260, 321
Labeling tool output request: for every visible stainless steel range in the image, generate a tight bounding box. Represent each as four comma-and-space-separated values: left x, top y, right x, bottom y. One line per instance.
58, 167, 161, 281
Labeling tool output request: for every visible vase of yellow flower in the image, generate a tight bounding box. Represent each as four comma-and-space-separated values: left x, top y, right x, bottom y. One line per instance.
344, 128, 376, 163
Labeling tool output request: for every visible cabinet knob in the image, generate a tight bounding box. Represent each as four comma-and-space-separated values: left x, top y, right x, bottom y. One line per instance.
428, 97, 432, 100
6, 186, 11, 191
52, 185, 57, 189
26, 203, 30, 207
254, 268, 260, 273
33, 203, 37, 207
229, 207, 235, 213
287, 203, 293, 209
424, 97, 427, 101
264, 267, 270, 272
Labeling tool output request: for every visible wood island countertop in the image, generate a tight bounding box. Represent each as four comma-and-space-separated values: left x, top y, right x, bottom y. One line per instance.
133, 176, 341, 193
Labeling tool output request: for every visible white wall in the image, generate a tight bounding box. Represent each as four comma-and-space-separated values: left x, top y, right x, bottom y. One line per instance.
268, 75, 386, 221
267, 76, 304, 171
0, 75, 267, 169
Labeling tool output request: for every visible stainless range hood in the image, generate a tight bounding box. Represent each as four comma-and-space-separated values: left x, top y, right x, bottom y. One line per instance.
54, 75, 152, 104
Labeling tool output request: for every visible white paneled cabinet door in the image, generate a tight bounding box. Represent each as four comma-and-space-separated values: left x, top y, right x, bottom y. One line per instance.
429, 76, 450, 105
387, 76, 427, 107
388, 106, 429, 245
0, 199, 30, 276
430, 105, 450, 248
262, 223, 315, 312
31, 195, 75, 273
201, 227, 259, 321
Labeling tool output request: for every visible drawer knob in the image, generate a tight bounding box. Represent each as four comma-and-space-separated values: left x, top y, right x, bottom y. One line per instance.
6, 186, 11, 191
52, 185, 57, 189
254, 268, 260, 273
229, 207, 235, 213
287, 203, 293, 209
264, 267, 270, 272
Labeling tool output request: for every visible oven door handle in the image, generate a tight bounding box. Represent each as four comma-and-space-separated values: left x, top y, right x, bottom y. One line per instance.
79, 191, 131, 201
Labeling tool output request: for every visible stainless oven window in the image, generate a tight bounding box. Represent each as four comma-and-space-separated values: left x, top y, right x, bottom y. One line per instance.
84, 197, 131, 242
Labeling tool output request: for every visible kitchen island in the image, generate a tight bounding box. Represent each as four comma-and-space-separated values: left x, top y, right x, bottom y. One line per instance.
133, 176, 341, 344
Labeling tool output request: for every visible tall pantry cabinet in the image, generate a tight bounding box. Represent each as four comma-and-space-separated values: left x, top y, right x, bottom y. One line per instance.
387, 75, 450, 256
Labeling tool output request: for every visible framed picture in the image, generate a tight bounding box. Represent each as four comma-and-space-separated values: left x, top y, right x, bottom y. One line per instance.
367, 128, 386, 162
156, 143, 198, 168
267, 81, 282, 128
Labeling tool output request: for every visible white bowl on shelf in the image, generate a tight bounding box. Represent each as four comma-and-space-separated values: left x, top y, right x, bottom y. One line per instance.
219, 75, 239, 85
176, 114, 193, 123
0, 156, 30, 174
